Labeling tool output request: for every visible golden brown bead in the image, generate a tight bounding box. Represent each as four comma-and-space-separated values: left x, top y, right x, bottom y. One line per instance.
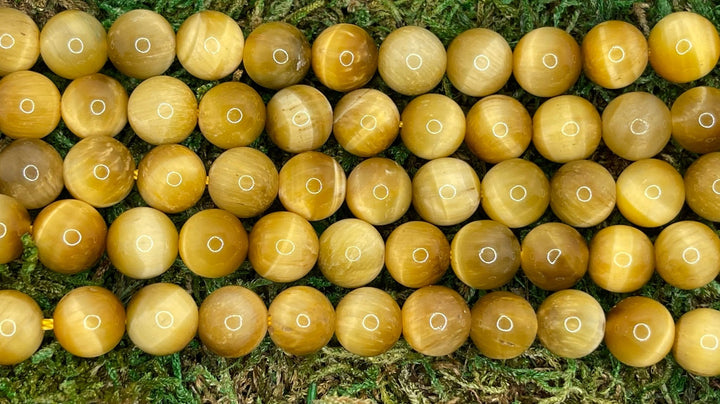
446, 28, 512, 97
0, 290, 44, 365
684, 152, 720, 221
0, 8, 40, 76
0, 138, 64, 210
0, 195, 30, 264
520, 222, 588, 291
654, 221, 720, 290
470, 291, 537, 360
52, 286, 126, 358
345, 157, 412, 226
582, 20, 648, 89
385, 221, 450, 288
333, 89, 400, 157
312, 23, 378, 92
465, 95, 532, 164
176, 10, 244, 80
243, 22, 311, 90
268, 286, 335, 356
532, 95, 602, 163
266, 85, 333, 153
671, 86, 720, 154
378, 26, 446, 96
400, 94, 466, 160
198, 82, 265, 149
318, 219, 385, 288
588, 225, 654, 293
616, 159, 684, 227
549, 160, 616, 228
278, 151, 346, 221
673, 308, 720, 377
0, 70, 61, 139
179, 209, 248, 278
412, 157, 481, 226
61, 73, 128, 138
39, 10, 107, 79
335, 287, 401, 356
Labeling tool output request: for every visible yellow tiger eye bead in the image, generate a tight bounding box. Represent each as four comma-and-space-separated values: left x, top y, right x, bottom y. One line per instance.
268, 286, 335, 356
0, 8, 40, 76
447, 28, 512, 97
278, 151, 346, 221
0, 195, 30, 264
684, 152, 720, 221
655, 221, 720, 290
582, 20, 648, 89
378, 26, 446, 96
52, 286, 125, 358
0, 290, 43, 365
198, 82, 265, 149
616, 159, 684, 227
176, 10, 244, 80
0, 70, 61, 139
588, 225, 654, 293
0, 138, 64, 210
318, 219, 385, 288
549, 160, 616, 228
412, 157, 481, 226
532, 95, 602, 163
335, 287, 402, 356
243, 22, 311, 90
39, 10, 107, 79
61, 73, 128, 138
345, 157, 412, 226
179, 209, 248, 278
266, 85, 333, 153
671, 86, 720, 154
126, 283, 199, 356
312, 23, 378, 92
470, 292, 537, 360
513, 27, 581, 97
673, 308, 720, 377
333, 89, 400, 157
602, 92, 671, 161
465, 95, 532, 164
520, 222, 588, 291
385, 221, 450, 288
400, 94, 466, 160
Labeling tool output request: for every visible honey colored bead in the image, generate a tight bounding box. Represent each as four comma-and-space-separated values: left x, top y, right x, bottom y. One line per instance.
616, 159, 684, 227
53, 286, 125, 358
176, 10, 244, 80
655, 221, 720, 290
671, 86, 720, 154
0, 195, 30, 264
673, 308, 720, 377
513, 27, 581, 97
588, 225, 654, 293
268, 286, 335, 356
549, 160, 616, 228
318, 219, 385, 288
137, 144, 206, 214
0, 8, 40, 76
684, 152, 720, 221
126, 283, 199, 356
602, 92, 671, 161
33, 199, 107, 275
63, 136, 135, 208
402, 285, 471, 356
107, 9, 176, 79
446, 28, 512, 97
333, 89, 400, 157
0, 290, 43, 365
648, 12, 720, 83
278, 151, 346, 221
198, 286, 267, 358
127, 75, 198, 145
248, 211, 319, 283
198, 82, 265, 149
605, 296, 675, 368
481, 158, 550, 228
532, 95, 601, 163
470, 292, 537, 360
400, 94, 466, 160
385, 221, 450, 288
520, 222, 588, 291
106, 207, 178, 279
582, 21, 648, 89
312, 23, 378, 92
61, 73, 128, 138
378, 26, 446, 96
335, 287, 401, 356
0, 70, 61, 139
0, 138, 64, 210
266, 85, 333, 153
39, 10, 107, 79
243, 22, 311, 90
465, 95, 532, 164
345, 157, 411, 226
179, 209, 248, 278
536, 289, 605, 359
412, 158, 481, 226
207, 147, 278, 218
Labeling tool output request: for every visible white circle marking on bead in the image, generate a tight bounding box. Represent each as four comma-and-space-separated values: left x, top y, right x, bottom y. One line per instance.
629, 118, 649, 135
632, 323, 651, 342
473, 54, 491, 71
405, 53, 423, 70
675, 38, 693, 55
238, 175, 255, 191
542, 53, 558, 69
0, 33, 15, 49
22, 164, 39, 182
135, 235, 154, 253
90, 99, 106, 116
426, 119, 443, 135
134, 37, 151, 53
296, 313, 311, 328
561, 121, 580, 137
644, 185, 661, 200
83, 314, 102, 330
698, 112, 716, 129
509, 185, 527, 202
275, 239, 296, 256
478, 246, 498, 264
305, 177, 323, 195
67, 37, 84, 54
429, 312, 448, 331
438, 184, 457, 200
0, 319, 17, 337
339, 50, 355, 67
360, 114, 377, 130
272, 48, 289, 64
496, 315, 514, 332
166, 171, 183, 187
19, 98, 35, 114
701, 334, 719, 350
372, 184, 389, 200
155, 311, 174, 329
608, 45, 625, 63
157, 102, 174, 119
492, 122, 509, 138
62, 229, 82, 247
361, 314, 380, 332
224, 314, 243, 331
564, 316, 582, 333
207, 236, 224, 253
345, 245, 362, 262
546, 248, 562, 265
226, 107, 243, 124
576, 186, 593, 202
412, 247, 429, 264
613, 251, 633, 268
203, 36, 221, 55
291, 111, 311, 127
682, 247, 700, 265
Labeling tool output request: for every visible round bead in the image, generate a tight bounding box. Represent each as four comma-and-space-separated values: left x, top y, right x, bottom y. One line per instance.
520, 222, 588, 291
465, 95, 532, 163
268, 286, 335, 356
588, 225, 654, 293
470, 291, 537, 360
126, 283, 199, 356
107, 9, 176, 79
39, 10, 107, 79
400, 94, 466, 160
684, 152, 720, 221
137, 144, 206, 214
176, 10, 244, 80
0, 290, 43, 365
602, 92, 671, 161
385, 221, 450, 288
198, 286, 267, 358
402, 285, 471, 356
266, 85, 333, 153
0, 138, 64, 209
335, 287, 402, 356
671, 86, 720, 154
312, 23, 378, 92
33, 199, 107, 275
648, 12, 720, 83
61, 73, 128, 138
0, 8, 40, 76
333, 89, 400, 157
513, 27, 581, 97
616, 159, 684, 227
53, 286, 126, 358
198, 82, 265, 149
345, 157, 412, 225
480, 158, 550, 228
655, 221, 720, 290
411, 157, 481, 226
243, 22, 311, 90
278, 151, 346, 221
127, 75, 198, 145
549, 160, 616, 228
63, 136, 135, 208
532, 95, 602, 163
106, 207, 178, 279
318, 219, 385, 288
207, 147, 278, 218
604, 296, 675, 368
536, 289, 605, 359
0, 70, 61, 139
446, 28, 512, 97
378, 26, 446, 96
248, 211, 319, 283
0, 195, 30, 264
673, 308, 720, 377
179, 209, 248, 278
581, 20, 648, 89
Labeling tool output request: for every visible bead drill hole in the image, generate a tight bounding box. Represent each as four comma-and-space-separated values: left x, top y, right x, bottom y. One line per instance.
372, 184, 389, 200
361, 314, 380, 332
0, 319, 17, 337
0, 33, 15, 49
564, 316, 582, 333
275, 239, 296, 256
83, 314, 102, 330
412, 247, 429, 264
224, 314, 243, 331
226, 107, 243, 124
67, 37, 84, 54
134, 37, 151, 53
496, 315, 514, 332
632, 323, 651, 342
429, 312, 448, 331
272, 48, 289, 64
22, 164, 39, 182
62, 229, 82, 247
305, 177, 323, 194
238, 175, 255, 191
473, 54, 490, 71
478, 246, 498, 264
344, 246, 362, 262
207, 236, 224, 253
405, 53, 423, 70
438, 184, 457, 200
339, 50, 355, 66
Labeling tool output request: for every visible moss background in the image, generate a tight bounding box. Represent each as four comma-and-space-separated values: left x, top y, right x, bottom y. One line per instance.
1, 0, 720, 402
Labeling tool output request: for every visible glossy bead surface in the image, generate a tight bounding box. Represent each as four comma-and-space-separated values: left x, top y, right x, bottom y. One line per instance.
549, 160, 616, 228
179, 209, 248, 278
268, 286, 335, 356
198, 82, 265, 149
318, 219, 385, 288
378, 26, 446, 96
532, 95, 601, 163
345, 157, 412, 225
0, 195, 30, 264
400, 94, 466, 160
176, 10, 244, 80
0, 138, 64, 209
616, 159, 684, 227
465, 95, 532, 163
513, 27, 581, 97
0, 8, 40, 76
335, 287, 402, 356
0, 70, 61, 139
61, 73, 128, 138
582, 21, 647, 89
470, 292, 537, 359
671, 86, 720, 154
412, 157, 481, 226
654, 221, 720, 290
447, 28, 512, 97
39, 10, 107, 79
333, 89, 400, 157
312, 23, 378, 92
673, 308, 720, 377
243, 22, 311, 90
266, 84, 333, 153
684, 152, 720, 221
278, 151, 346, 221
0, 290, 43, 365
588, 225, 654, 293
602, 92, 671, 161
385, 221, 450, 288
521, 222, 588, 291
